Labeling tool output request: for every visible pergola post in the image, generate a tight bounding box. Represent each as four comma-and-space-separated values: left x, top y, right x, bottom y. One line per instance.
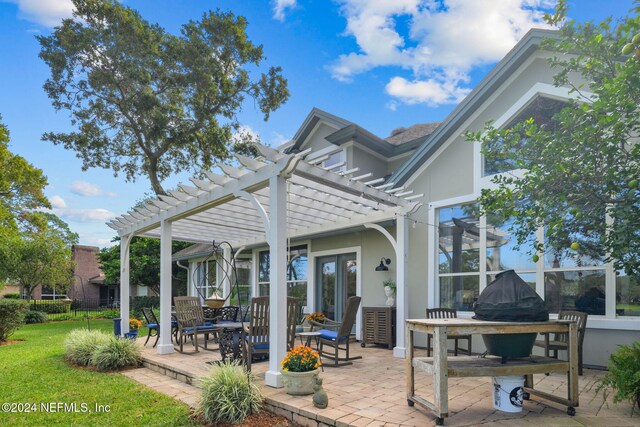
119, 235, 132, 336
265, 174, 287, 388
157, 219, 174, 354
394, 214, 408, 358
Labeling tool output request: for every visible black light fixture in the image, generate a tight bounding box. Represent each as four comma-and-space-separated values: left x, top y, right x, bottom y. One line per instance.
375, 257, 391, 271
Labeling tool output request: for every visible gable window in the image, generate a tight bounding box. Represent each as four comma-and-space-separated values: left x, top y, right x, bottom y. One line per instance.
321, 150, 346, 173
483, 96, 568, 176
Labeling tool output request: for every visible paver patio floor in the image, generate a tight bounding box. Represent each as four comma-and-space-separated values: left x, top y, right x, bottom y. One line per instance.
124, 340, 639, 427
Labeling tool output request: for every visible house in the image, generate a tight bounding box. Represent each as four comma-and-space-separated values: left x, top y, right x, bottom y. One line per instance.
110, 28, 640, 386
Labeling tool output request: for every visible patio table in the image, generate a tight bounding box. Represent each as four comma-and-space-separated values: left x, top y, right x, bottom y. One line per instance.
208, 322, 246, 362
405, 318, 579, 426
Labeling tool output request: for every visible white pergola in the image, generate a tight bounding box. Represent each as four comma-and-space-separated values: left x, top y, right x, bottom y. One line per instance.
108, 144, 420, 387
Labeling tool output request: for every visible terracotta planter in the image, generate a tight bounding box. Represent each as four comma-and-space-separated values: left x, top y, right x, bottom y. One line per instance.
282, 368, 320, 395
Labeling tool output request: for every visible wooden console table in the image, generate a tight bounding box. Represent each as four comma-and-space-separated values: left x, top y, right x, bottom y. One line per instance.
405, 318, 578, 425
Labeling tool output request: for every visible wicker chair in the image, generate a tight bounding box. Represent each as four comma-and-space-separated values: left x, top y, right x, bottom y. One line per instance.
309, 296, 362, 367
534, 310, 588, 375
173, 296, 216, 353
426, 308, 472, 357
140, 307, 159, 348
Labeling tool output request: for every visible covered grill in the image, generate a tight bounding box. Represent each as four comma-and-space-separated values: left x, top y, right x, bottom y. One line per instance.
474, 270, 548, 362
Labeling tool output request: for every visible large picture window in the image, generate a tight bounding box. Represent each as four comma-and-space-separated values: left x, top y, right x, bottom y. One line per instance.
437, 202, 613, 316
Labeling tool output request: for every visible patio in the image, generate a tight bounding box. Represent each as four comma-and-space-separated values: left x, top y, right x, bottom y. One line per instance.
124, 341, 638, 427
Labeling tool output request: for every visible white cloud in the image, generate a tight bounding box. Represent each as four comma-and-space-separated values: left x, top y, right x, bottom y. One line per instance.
50, 195, 67, 209
70, 181, 117, 198
52, 208, 117, 223
330, 0, 555, 105
231, 125, 260, 145
273, 0, 297, 21
7, 0, 74, 27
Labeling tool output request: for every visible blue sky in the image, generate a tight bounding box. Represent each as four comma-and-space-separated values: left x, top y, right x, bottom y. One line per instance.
0, 0, 635, 248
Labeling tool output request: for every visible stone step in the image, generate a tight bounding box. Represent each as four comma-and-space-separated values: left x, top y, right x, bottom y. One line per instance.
123, 366, 200, 408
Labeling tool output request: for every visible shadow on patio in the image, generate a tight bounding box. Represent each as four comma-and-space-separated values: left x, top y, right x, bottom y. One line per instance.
124, 341, 638, 427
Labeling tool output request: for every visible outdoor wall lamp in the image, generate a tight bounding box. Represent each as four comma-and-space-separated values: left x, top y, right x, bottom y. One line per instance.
375, 257, 391, 271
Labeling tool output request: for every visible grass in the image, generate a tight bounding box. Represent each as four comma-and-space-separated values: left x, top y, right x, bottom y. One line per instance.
0, 320, 199, 426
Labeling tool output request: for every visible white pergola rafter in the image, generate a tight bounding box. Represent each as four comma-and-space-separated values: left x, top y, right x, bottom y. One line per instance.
111, 143, 421, 386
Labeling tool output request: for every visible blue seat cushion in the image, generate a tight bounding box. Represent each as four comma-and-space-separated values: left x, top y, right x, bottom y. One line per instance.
245, 336, 269, 350
317, 329, 347, 342
182, 325, 215, 334
147, 323, 158, 329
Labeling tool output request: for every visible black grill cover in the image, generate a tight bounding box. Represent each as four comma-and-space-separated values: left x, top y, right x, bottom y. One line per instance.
473, 270, 548, 322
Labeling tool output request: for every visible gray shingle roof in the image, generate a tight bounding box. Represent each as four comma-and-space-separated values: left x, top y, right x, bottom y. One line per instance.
385, 123, 441, 145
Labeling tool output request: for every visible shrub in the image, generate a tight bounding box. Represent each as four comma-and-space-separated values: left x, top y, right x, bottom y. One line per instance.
64, 329, 111, 366
91, 336, 141, 371
198, 360, 263, 424
31, 301, 69, 314
0, 299, 29, 341
3, 292, 20, 299
597, 341, 640, 415
132, 296, 160, 317
24, 310, 49, 324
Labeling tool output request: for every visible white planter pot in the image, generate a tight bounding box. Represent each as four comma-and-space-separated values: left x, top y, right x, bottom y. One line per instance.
282, 368, 320, 395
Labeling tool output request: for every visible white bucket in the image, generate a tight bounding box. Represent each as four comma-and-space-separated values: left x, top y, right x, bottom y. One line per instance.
492, 375, 525, 413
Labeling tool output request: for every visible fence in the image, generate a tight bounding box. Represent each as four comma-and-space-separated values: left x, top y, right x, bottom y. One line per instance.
29, 298, 130, 321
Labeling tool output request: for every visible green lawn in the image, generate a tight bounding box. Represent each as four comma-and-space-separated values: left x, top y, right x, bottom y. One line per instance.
0, 320, 199, 426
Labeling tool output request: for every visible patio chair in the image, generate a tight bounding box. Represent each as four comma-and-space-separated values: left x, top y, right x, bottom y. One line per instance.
173, 296, 216, 353
245, 296, 270, 371
309, 295, 362, 367
287, 297, 301, 350
534, 310, 588, 375
243, 297, 300, 370
140, 307, 160, 348
426, 308, 472, 357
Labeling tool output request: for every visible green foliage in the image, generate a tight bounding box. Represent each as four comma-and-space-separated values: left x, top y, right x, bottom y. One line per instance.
31, 301, 71, 314
0, 298, 29, 341
3, 292, 20, 299
0, 116, 50, 234
0, 230, 75, 299
198, 360, 263, 424
3, 320, 197, 425
38, 0, 289, 195
24, 310, 49, 324
596, 341, 640, 414
466, 4, 640, 278
383, 279, 396, 290
91, 335, 141, 371
64, 328, 112, 366
99, 237, 190, 293
132, 296, 160, 317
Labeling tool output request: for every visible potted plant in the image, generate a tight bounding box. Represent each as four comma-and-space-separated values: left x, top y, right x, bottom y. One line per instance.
126, 318, 142, 339
383, 279, 396, 306
281, 344, 322, 395
596, 341, 640, 415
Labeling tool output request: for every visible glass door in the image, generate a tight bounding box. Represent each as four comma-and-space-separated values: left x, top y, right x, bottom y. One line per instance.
316, 253, 357, 321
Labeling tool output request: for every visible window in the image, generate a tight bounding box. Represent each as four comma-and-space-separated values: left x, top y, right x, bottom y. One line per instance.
484, 96, 568, 176
616, 271, 640, 317
257, 245, 308, 302
41, 286, 67, 300
193, 259, 217, 299
436, 202, 610, 315
437, 204, 480, 310
321, 150, 345, 173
